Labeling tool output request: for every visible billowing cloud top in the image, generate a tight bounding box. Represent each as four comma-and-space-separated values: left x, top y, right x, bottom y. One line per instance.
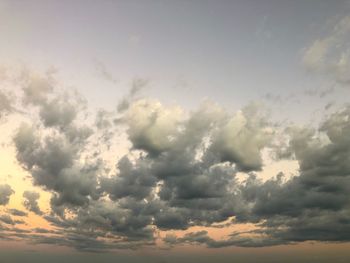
0, 64, 349, 253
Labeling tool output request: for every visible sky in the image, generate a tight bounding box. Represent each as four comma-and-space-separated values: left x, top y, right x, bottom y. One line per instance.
1, 0, 350, 262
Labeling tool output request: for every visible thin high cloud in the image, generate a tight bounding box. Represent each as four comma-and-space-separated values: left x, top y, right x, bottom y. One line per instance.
0, 65, 349, 252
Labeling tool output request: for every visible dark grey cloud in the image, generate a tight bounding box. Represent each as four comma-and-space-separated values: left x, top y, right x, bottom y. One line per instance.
32, 227, 55, 233
39, 98, 77, 129
14, 124, 99, 212
39, 199, 156, 252
14, 75, 99, 216
23, 191, 43, 215
101, 156, 156, 201
0, 214, 16, 225
0, 184, 14, 205
6, 70, 350, 251
157, 103, 350, 247
229, 106, 350, 245
8, 208, 28, 217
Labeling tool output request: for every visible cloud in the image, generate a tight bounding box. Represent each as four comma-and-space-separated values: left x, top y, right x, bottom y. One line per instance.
231, 106, 350, 244
125, 99, 184, 155
164, 230, 286, 248
302, 15, 350, 85
101, 156, 156, 201
39, 98, 77, 128
12, 86, 272, 250
0, 184, 14, 205
23, 191, 43, 215
210, 103, 273, 171
21, 71, 54, 105
101, 100, 268, 232
0, 214, 25, 225
7, 208, 28, 217
14, 74, 99, 215
117, 78, 148, 113
0, 90, 13, 118
6, 89, 287, 249
4, 69, 350, 251
161, 104, 350, 247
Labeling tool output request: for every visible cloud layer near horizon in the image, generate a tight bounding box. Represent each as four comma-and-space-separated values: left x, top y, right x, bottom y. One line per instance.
0, 67, 350, 252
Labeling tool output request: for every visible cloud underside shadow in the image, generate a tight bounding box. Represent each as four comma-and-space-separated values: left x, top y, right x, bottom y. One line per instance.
0, 66, 350, 252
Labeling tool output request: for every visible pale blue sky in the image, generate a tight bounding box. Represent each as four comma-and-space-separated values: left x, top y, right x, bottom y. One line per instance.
1, 0, 350, 118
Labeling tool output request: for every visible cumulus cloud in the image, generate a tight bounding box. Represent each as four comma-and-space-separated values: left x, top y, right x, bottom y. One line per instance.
2, 69, 350, 252
11, 81, 273, 250
13, 73, 100, 217
230, 106, 350, 245
0, 184, 14, 205
23, 191, 43, 215
210, 103, 272, 171
125, 99, 184, 155
15, 123, 98, 214
21, 71, 54, 105
99, 100, 271, 234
